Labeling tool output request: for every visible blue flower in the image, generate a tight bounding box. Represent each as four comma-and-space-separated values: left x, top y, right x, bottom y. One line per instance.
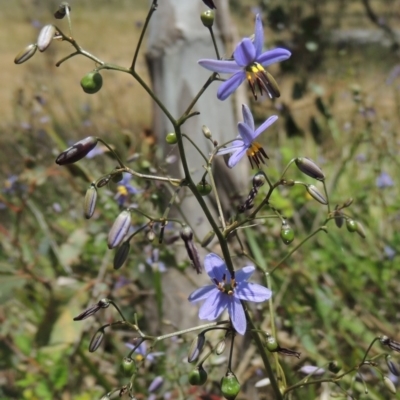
376, 172, 394, 189
198, 14, 291, 100
115, 173, 141, 206
125, 340, 164, 363
217, 104, 278, 168
188, 253, 272, 335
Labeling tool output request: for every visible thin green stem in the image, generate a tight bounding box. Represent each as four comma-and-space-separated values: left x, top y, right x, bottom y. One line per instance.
206, 165, 226, 230
208, 27, 221, 59
131, 0, 158, 70
182, 133, 209, 163
156, 321, 229, 341
96, 138, 125, 168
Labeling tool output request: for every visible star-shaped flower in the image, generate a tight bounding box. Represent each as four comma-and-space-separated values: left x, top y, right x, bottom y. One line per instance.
114, 173, 141, 207
198, 14, 291, 100
188, 253, 272, 335
217, 104, 278, 168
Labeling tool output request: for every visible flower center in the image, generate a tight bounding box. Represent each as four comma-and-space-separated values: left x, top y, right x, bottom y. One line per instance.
245, 63, 280, 100
246, 141, 269, 169
214, 273, 237, 295
117, 185, 128, 197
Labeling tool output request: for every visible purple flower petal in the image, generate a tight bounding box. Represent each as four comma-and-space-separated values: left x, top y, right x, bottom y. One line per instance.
238, 122, 257, 145
242, 104, 255, 131
228, 146, 248, 168
236, 282, 272, 302
256, 48, 291, 67
204, 253, 226, 281
254, 115, 278, 137
188, 285, 216, 303
253, 14, 264, 57
227, 297, 246, 335
235, 265, 255, 282
217, 141, 244, 155
198, 59, 242, 74
234, 38, 256, 67
199, 291, 228, 320
217, 72, 246, 100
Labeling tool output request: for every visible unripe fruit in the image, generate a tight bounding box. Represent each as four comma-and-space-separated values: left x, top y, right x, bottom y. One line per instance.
166, 132, 178, 144
346, 219, 357, 233
196, 181, 212, 196
120, 357, 136, 376
189, 366, 207, 386
80, 71, 103, 94
280, 221, 294, 245
201, 10, 215, 27
221, 371, 240, 400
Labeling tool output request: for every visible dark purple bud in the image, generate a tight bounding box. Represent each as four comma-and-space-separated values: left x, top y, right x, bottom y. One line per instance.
334, 206, 344, 228
386, 355, 399, 376
113, 241, 130, 270
295, 157, 325, 180
180, 226, 202, 274
381, 336, 400, 353
202, 0, 216, 9
55, 136, 98, 165
96, 175, 111, 188
188, 333, 206, 363
306, 184, 328, 205
180, 226, 193, 241
54, 3, 71, 19
89, 329, 105, 352
73, 298, 110, 321
253, 171, 266, 188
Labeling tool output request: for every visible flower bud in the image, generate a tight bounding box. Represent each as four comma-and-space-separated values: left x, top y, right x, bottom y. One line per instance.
196, 181, 212, 196
202, 125, 212, 139
148, 376, 164, 393
343, 198, 353, 208
202, 0, 216, 9
54, 3, 71, 19
37, 24, 56, 52
280, 221, 294, 245
355, 221, 366, 238
14, 44, 37, 64
120, 357, 136, 376
180, 226, 193, 241
221, 371, 240, 400
55, 136, 98, 165
295, 157, 325, 180
89, 329, 104, 352
253, 171, 266, 187
147, 230, 155, 242
188, 333, 206, 363
306, 184, 328, 205
328, 361, 342, 373
264, 70, 280, 98
346, 219, 357, 233
108, 210, 131, 249
215, 339, 226, 355
113, 241, 130, 270
84, 185, 97, 219
201, 10, 215, 27
96, 175, 111, 188
201, 230, 215, 247
383, 376, 396, 395
189, 366, 208, 386
386, 355, 399, 376
334, 206, 344, 228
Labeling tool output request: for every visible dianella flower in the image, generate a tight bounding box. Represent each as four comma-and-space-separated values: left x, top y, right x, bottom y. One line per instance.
115, 173, 141, 207
188, 253, 272, 335
198, 14, 291, 100
217, 104, 278, 168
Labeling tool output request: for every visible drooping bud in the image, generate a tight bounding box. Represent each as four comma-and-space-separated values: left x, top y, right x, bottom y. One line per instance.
180, 226, 202, 274
120, 357, 136, 377
84, 184, 97, 219
215, 339, 226, 355
346, 219, 357, 233
306, 184, 328, 205
221, 371, 241, 400
55, 136, 98, 165
295, 157, 325, 180
111, 169, 123, 183
113, 241, 130, 270
280, 220, 294, 245
202, 125, 212, 139
196, 181, 212, 196
383, 376, 396, 395
37, 24, 56, 52
386, 355, 399, 376
108, 210, 132, 249
96, 175, 111, 188
54, 3, 71, 19
89, 329, 105, 352
202, 0, 216, 9
14, 44, 37, 64
188, 333, 206, 363
201, 230, 215, 247
334, 206, 344, 228
328, 361, 342, 373
189, 366, 208, 386
355, 221, 366, 238
73, 298, 110, 321
380, 336, 400, 353
201, 10, 215, 27
148, 376, 164, 393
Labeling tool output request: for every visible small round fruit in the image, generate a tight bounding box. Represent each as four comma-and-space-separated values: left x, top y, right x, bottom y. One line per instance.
346, 219, 357, 233
196, 181, 212, 196
189, 366, 207, 386
80, 71, 103, 94
166, 132, 178, 144
221, 371, 240, 400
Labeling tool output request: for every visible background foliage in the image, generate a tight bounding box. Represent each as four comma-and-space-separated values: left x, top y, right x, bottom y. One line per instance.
1, 0, 399, 399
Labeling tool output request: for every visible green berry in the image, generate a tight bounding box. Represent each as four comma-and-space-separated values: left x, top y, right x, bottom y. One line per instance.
189, 366, 207, 386
280, 222, 294, 245
221, 371, 240, 400
120, 357, 136, 376
166, 132, 178, 144
196, 181, 212, 196
80, 71, 103, 94
346, 219, 357, 233
200, 10, 215, 27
